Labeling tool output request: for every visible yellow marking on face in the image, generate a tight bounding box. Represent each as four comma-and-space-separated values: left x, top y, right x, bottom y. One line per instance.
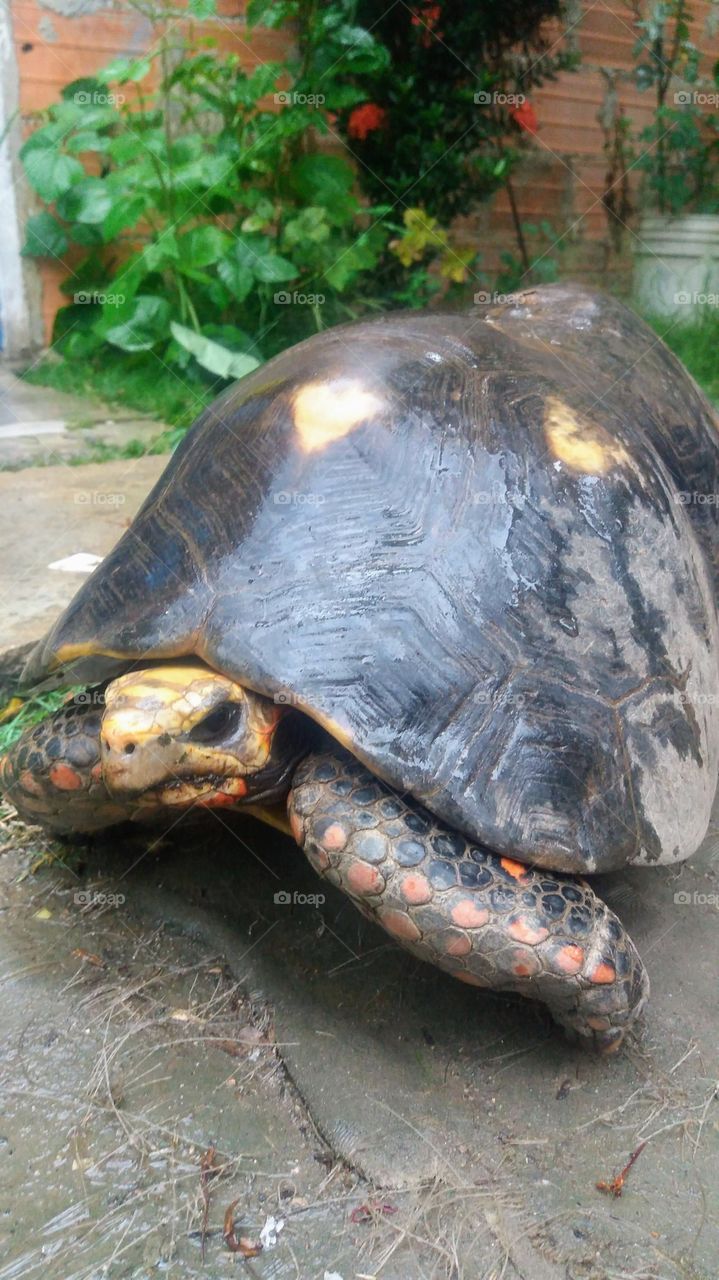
293, 379, 383, 452
544, 396, 630, 474
100, 665, 287, 800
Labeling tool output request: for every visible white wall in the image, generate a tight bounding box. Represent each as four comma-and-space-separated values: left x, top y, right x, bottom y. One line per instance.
0, 4, 37, 360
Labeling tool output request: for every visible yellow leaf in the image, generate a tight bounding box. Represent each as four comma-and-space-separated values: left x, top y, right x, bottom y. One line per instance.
0, 697, 24, 724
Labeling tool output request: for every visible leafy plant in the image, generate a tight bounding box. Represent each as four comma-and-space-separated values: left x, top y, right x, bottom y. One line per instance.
627, 0, 719, 215
20, 0, 580, 410
19, 23, 389, 379
492, 220, 569, 294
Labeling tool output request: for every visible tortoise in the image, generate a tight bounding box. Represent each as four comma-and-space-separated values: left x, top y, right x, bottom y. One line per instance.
4, 282, 719, 1053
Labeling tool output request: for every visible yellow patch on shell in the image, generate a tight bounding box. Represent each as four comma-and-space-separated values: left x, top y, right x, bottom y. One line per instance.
55, 643, 133, 666
544, 396, 631, 475
293, 379, 383, 452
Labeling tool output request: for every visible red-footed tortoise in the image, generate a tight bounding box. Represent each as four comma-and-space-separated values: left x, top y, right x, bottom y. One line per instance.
4, 283, 719, 1052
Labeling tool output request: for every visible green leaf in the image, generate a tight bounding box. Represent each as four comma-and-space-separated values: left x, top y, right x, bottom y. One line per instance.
217, 244, 255, 301
22, 212, 68, 258
178, 224, 232, 268
22, 147, 84, 202
173, 153, 235, 190
188, 0, 217, 15
252, 252, 298, 282
102, 194, 147, 240
20, 121, 68, 153
56, 177, 113, 224
69, 223, 106, 247
170, 322, 261, 379
290, 154, 354, 203
324, 233, 380, 290
100, 55, 153, 84
140, 232, 180, 271
283, 206, 330, 247
97, 294, 171, 351
108, 133, 147, 165
65, 130, 111, 155
60, 77, 105, 104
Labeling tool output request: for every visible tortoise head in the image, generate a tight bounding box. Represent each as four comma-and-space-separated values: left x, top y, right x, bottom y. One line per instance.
99, 664, 305, 811
1, 663, 309, 835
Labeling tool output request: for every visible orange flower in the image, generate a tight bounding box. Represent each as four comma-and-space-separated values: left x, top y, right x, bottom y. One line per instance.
347, 103, 387, 141
510, 100, 538, 135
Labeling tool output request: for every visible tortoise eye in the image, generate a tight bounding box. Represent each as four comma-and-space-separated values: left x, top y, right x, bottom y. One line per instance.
188, 701, 243, 744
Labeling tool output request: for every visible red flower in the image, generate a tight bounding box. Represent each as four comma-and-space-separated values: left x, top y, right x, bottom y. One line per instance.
510, 100, 538, 135
347, 102, 387, 141
411, 4, 443, 46
411, 3, 442, 26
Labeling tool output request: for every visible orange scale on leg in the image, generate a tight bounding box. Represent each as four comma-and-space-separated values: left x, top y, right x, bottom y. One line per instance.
510, 947, 542, 978
500, 856, 529, 880
320, 822, 348, 852
450, 899, 490, 929
378, 908, 421, 942
552, 944, 584, 975
399, 872, 432, 905
455, 970, 490, 987
439, 930, 472, 957
49, 763, 84, 791
589, 961, 616, 985
346, 861, 385, 896
507, 916, 549, 945
19, 771, 44, 797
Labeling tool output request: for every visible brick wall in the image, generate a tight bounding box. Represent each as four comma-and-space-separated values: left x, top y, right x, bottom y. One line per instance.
481, 0, 719, 291
9, 0, 719, 343
11, 0, 293, 342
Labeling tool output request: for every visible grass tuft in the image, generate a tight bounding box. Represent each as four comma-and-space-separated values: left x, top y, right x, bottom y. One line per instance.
0, 689, 75, 756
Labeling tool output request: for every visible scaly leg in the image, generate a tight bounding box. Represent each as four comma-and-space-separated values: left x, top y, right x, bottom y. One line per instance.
288, 751, 649, 1052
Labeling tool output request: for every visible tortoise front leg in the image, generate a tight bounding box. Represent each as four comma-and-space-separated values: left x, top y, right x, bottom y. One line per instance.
1, 693, 129, 834
287, 751, 649, 1052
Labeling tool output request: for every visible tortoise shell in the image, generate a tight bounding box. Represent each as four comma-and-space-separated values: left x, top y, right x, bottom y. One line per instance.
24, 284, 719, 874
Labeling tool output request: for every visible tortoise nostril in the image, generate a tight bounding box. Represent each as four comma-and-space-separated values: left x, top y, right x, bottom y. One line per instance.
123, 742, 136, 755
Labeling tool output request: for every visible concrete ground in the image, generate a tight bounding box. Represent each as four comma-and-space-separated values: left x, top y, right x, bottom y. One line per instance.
0, 365, 166, 469
1, 373, 718, 1279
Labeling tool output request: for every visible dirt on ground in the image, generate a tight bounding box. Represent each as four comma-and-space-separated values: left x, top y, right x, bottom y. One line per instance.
1, 792, 717, 1280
